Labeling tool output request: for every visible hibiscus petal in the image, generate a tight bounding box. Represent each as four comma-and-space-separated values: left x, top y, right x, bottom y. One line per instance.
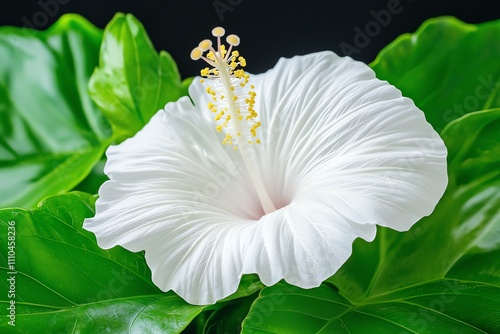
241, 200, 376, 288
249, 51, 447, 231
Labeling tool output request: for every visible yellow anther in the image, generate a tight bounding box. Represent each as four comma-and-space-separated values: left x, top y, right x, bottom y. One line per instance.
208, 102, 217, 112
206, 87, 216, 96
232, 50, 240, 58
256, 139, 261, 144
212, 27, 225, 37
226, 34, 240, 46
215, 111, 224, 121
216, 125, 223, 132
200, 68, 210, 77
234, 69, 244, 78
190, 48, 203, 60
223, 133, 233, 145
232, 95, 238, 102
238, 56, 247, 67
198, 39, 212, 51
207, 51, 215, 61
220, 44, 227, 58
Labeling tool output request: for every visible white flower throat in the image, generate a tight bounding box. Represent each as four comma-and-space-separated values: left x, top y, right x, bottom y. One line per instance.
191, 27, 277, 214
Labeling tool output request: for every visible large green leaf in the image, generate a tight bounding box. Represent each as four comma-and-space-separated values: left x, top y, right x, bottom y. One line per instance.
371, 17, 500, 132
0, 192, 202, 332
0, 15, 111, 208
7, 295, 202, 334
242, 280, 499, 333
89, 13, 192, 143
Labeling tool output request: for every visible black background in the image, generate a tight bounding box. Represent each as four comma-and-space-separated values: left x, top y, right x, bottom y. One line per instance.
1, 0, 498, 78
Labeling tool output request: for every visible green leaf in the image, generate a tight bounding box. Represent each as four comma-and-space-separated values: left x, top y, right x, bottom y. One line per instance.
6, 295, 202, 334
0, 15, 111, 208
242, 281, 500, 333
203, 294, 257, 334
215, 275, 264, 306
186, 276, 262, 334
371, 17, 500, 132
73, 159, 108, 195
89, 13, 191, 143
0, 192, 203, 333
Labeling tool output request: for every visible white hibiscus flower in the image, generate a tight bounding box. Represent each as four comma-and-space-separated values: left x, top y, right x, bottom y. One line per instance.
84, 27, 448, 305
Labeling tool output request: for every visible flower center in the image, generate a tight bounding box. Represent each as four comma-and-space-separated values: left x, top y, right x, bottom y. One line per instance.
191, 27, 276, 214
